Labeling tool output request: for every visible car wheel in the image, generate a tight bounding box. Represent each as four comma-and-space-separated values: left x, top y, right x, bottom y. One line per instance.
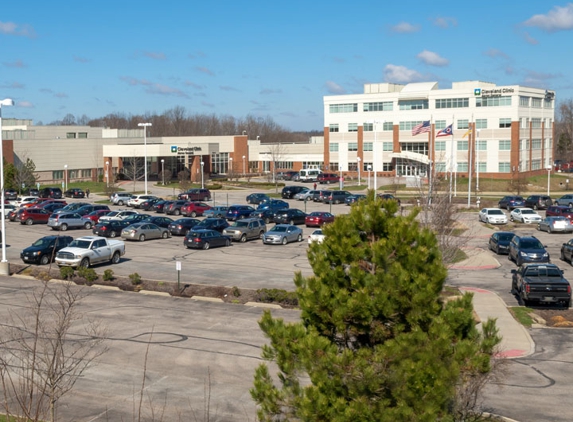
203, 242, 210, 250
569, 203, 573, 207
548, 226, 552, 234
225, 239, 231, 247
110, 231, 117, 238
496, 245, 500, 255
240, 234, 247, 243
265, 217, 271, 224
118, 200, 124, 206
139, 234, 145, 242
84, 222, 92, 229
561, 250, 566, 261
60, 224, 68, 231
533, 204, 538, 210
509, 216, 514, 222
290, 219, 295, 225
204, 196, 209, 201
174, 209, 181, 216
40, 254, 50, 265
26, 218, 33, 225
190, 211, 197, 218
297, 234, 303, 242
259, 231, 264, 239
281, 237, 288, 245
111, 252, 120, 264
80, 258, 90, 268
162, 231, 168, 239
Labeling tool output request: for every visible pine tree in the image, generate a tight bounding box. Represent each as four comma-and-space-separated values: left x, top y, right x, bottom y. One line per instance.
251, 192, 500, 421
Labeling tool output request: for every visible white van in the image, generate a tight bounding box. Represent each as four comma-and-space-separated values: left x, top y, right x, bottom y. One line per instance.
298, 168, 321, 182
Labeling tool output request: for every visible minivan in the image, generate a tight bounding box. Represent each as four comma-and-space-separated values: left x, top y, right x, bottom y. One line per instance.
298, 168, 321, 182
40, 187, 63, 199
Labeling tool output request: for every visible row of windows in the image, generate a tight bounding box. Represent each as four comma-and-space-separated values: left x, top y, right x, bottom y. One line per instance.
364, 102, 393, 112
330, 142, 392, 152
66, 132, 88, 138
399, 100, 428, 110
330, 119, 516, 132
329, 104, 358, 113
436, 162, 512, 173
476, 96, 512, 107
435, 140, 512, 151
520, 118, 552, 128
520, 96, 552, 108
435, 98, 469, 109
52, 168, 95, 180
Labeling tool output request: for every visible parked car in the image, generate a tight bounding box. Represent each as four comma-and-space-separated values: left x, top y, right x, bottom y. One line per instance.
498, 195, 525, 210
294, 189, 317, 201
277, 171, 299, 181
203, 206, 229, 218
83, 209, 112, 224
479, 208, 508, 225
250, 208, 277, 224
2, 204, 17, 217
257, 199, 289, 213
121, 222, 171, 241
168, 218, 201, 236
223, 218, 266, 242
246, 193, 270, 205
314, 190, 332, 202
323, 191, 352, 204
128, 194, 158, 208
308, 229, 325, 244
18, 208, 51, 225
99, 209, 139, 221
178, 188, 211, 201
524, 195, 552, 210
52, 202, 91, 215
55, 235, 125, 268
23, 187, 39, 197
110, 192, 133, 206
181, 201, 211, 217
555, 194, 573, 207
273, 209, 308, 225
546, 205, 573, 222
226, 205, 256, 221
184, 229, 231, 250
153, 200, 174, 213
192, 217, 229, 233
42, 202, 67, 214
144, 216, 174, 228
511, 263, 571, 308
75, 204, 111, 216
377, 193, 401, 205
345, 194, 366, 205
262, 224, 304, 245
561, 238, 573, 265
508, 235, 550, 266
305, 211, 335, 227
20, 235, 74, 265
139, 198, 163, 211
48, 212, 93, 231
281, 186, 306, 199
92, 220, 132, 238
15, 196, 38, 207
488, 231, 515, 255
64, 188, 85, 198
317, 173, 339, 184
537, 216, 573, 234
40, 187, 63, 199
5, 188, 18, 200
165, 200, 190, 216
510, 208, 542, 224
121, 214, 153, 226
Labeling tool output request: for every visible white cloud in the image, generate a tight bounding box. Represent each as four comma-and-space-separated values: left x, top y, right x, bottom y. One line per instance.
17, 101, 34, 108
383, 64, 424, 83
195, 66, 215, 76
3, 60, 26, 68
144, 51, 166, 60
524, 3, 573, 32
416, 50, 449, 67
0, 21, 36, 38
120, 76, 189, 98
432, 17, 457, 28
483, 49, 509, 60
390, 22, 420, 33
324, 81, 346, 94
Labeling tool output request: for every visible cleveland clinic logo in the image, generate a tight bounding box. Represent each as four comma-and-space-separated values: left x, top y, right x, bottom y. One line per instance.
474, 88, 481, 96
170, 145, 178, 153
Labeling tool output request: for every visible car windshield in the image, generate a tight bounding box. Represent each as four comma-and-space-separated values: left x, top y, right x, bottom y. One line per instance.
488, 210, 504, 215
524, 266, 562, 277
32, 238, 52, 247
270, 226, 287, 233
498, 233, 515, 241
68, 240, 91, 249
520, 240, 544, 249
233, 221, 249, 227
521, 209, 536, 215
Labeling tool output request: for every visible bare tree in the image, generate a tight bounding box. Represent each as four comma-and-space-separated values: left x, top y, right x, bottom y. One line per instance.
0, 280, 108, 422
13, 153, 39, 193
267, 142, 287, 193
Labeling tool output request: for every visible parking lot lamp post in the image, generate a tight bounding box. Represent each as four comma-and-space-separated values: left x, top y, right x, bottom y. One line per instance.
339, 165, 343, 190
201, 161, 205, 189
138, 122, 152, 194
161, 159, 165, 185
105, 161, 109, 187
242, 155, 246, 176
357, 157, 361, 186
64, 164, 68, 192
547, 166, 552, 196
228, 157, 233, 175
367, 165, 372, 190
0, 98, 14, 275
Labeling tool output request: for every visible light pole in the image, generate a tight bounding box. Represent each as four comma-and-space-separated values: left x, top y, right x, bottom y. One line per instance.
229, 157, 233, 174
369, 120, 383, 192
64, 164, 68, 192
201, 161, 205, 189
476, 129, 481, 192
339, 165, 343, 190
0, 98, 14, 275
105, 161, 109, 187
138, 122, 152, 194
357, 157, 361, 186
242, 155, 246, 176
161, 159, 165, 185
367, 165, 372, 190
547, 166, 552, 196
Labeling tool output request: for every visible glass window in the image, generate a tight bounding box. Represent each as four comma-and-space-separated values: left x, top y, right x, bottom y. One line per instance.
382, 142, 392, 152
499, 162, 511, 173
81, 169, 92, 178
363, 123, 373, 131
457, 120, 469, 129
400, 142, 428, 155
457, 140, 468, 151
457, 162, 468, 172
435, 98, 469, 108
382, 122, 393, 131
476, 119, 487, 129
519, 96, 530, 107
363, 142, 373, 151
499, 118, 511, 128
329, 143, 339, 152
399, 121, 425, 131
531, 118, 541, 128
329, 124, 339, 133
435, 141, 446, 151
329, 104, 357, 113
363, 101, 393, 112
78, 132, 88, 138
363, 162, 372, 171
399, 100, 428, 110
435, 162, 446, 172
348, 162, 358, 171
348, 142, 358, 152
66, 132, 76, 139
53, 170, 64, 180
499, 140, 511, 151
477, 140, 487, 150
476, 96, 512, 107
348, 123, 358, 132
435, 120, 446, 130
329, 163, 339, 171
532, 139, 542, 149
531, 98, 542, 108
477, 162, 487, 172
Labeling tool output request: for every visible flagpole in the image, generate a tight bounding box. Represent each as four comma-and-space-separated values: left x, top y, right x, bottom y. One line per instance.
467, 119, 473, 208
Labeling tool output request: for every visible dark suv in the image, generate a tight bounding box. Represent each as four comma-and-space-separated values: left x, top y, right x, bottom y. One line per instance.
281, 186, 306, 199
178, 188, 211, 201
40, 187, 63, 199
317, 173, 339, 184
273, 209, 308, 225
20, 235, 74, 265
226, 205, 256, 221
323, 190, 352, 204
508, 235, 550, 266
498, 195, 525, 210
524, 195, 552, 210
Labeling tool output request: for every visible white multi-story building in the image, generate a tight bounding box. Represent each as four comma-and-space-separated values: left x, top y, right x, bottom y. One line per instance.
323, 80, 555, 179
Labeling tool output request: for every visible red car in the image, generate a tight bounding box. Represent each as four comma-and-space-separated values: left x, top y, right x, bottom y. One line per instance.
17, 208, 52, 225
546, 205, 573, 222
181, 202, 212, 218
32, 199, 67, 209
84, 209, 112, 224
305, 211, 335, 227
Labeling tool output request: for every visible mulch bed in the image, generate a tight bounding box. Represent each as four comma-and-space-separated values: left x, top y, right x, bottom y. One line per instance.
530, 308, 573, 327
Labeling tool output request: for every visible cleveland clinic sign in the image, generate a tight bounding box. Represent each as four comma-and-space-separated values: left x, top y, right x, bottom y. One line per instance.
474, 87, 515, 98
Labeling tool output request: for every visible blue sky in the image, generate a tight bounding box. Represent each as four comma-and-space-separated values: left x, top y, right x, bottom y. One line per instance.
2, 1, 573, 131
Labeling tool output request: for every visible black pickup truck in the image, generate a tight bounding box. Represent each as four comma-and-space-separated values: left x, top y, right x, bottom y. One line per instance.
511, 263, 571, 308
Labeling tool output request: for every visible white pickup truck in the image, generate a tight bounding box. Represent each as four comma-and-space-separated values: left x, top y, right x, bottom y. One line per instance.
55, 235, 125, 268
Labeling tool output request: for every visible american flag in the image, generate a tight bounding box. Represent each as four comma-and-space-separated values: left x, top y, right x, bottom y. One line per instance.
412, 120, 431, 136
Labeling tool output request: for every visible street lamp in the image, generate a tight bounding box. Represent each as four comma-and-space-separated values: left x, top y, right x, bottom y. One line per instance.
357, 157, 361, 186
242, 155, 246, 175
367, 165, 372, 190
201, 161, 205, 189
369, 120, 383, 192
339, 165, 343, 190
476, 129, 481, 192
229, 157, 233, 174
64, 164, 68, 192
0, 98, 14, 275
138, 122, 152, 194
105, 161, 109, 187
161, 159, 165, 185
547, 166, 552, 196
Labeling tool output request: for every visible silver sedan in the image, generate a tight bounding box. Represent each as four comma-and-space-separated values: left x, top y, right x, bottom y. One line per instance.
121, 223, 171, 241
537, 216, 573, 233
262, 224, 303, 245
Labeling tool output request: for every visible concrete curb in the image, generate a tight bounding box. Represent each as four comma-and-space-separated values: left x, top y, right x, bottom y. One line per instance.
245, 301, 283, 309
191, 296, 224, 303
